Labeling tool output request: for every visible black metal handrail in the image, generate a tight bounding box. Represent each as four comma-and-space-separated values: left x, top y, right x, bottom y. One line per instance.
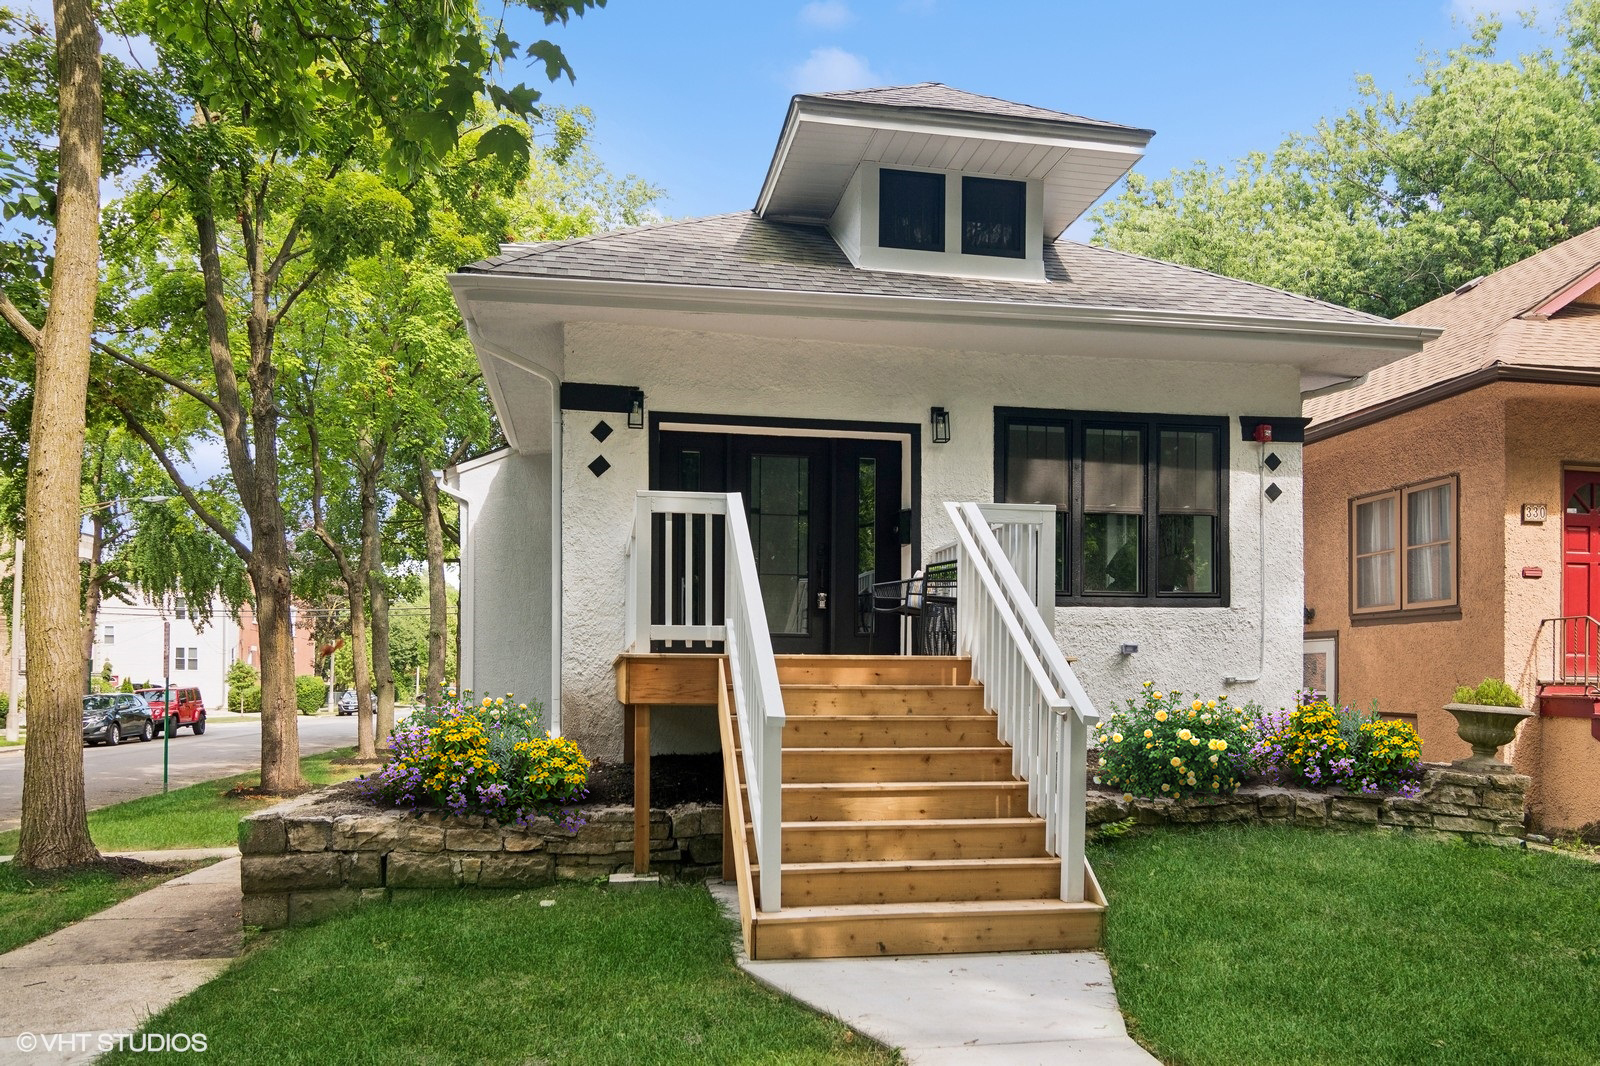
1537, 614, 1600, 691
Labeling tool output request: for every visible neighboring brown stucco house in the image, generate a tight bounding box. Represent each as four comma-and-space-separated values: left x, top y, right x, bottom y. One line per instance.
1303, 228, 1600, 834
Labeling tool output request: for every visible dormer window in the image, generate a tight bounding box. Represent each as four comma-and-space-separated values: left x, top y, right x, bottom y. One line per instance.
962, 177, 1026, 259
879, 169, 945, 252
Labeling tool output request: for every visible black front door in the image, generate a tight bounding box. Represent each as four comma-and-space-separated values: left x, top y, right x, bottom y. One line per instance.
656, 431, 902, 654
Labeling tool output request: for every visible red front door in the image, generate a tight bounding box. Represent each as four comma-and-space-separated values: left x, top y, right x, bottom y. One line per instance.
1562, 471, 1600, 676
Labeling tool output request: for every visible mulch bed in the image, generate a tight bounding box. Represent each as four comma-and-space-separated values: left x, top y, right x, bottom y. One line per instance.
10, 855, 173, 882
580, 753, 724, 808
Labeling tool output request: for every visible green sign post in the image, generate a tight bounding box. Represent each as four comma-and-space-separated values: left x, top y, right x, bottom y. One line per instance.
162, 619, 171, 794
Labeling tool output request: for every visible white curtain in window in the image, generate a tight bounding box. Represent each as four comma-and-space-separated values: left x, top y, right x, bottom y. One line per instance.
1406, 484, 1453, 603
1355, 497, 1396, 608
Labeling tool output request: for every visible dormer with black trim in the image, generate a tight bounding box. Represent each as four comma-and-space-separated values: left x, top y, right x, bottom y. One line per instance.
754, 84, 1153, 283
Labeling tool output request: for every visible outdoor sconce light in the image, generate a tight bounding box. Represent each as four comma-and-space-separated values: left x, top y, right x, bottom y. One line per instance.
628, 389, 645, 429
930, 406, 951, 444
1119, 643, 1139, 655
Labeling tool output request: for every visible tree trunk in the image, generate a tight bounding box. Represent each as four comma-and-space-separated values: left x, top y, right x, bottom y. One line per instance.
81, 513, 105, 695
346, 583, 376, 760
361, 452, 395, 747
419, 465, 447, 702
15, 0, 103, 869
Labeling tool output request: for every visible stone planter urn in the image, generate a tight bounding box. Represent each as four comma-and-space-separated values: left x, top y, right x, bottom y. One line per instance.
1444, 703, 1534, 771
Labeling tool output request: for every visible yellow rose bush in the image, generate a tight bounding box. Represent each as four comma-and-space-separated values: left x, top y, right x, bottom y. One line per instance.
1095, 683, 1250, 799
360, 689, 590, 828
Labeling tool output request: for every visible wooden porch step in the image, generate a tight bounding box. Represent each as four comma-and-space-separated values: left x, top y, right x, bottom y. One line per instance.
780, 715, 1000, 747
780, 685, 985, 716
771, 818, 1049, 863
773, 781, 1032, 821
778, 747, 1015, 783
750, 897, 1104, 959
753, 857, 1060, 907
776, 655, 972, 686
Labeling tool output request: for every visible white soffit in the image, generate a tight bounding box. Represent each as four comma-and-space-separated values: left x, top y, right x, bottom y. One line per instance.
756, 106, 1150, 239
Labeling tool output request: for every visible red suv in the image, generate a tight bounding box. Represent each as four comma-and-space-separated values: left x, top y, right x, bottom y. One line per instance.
136, 686, 208, 736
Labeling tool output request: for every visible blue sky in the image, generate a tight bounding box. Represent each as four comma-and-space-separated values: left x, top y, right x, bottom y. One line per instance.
510, 0, 1547, 239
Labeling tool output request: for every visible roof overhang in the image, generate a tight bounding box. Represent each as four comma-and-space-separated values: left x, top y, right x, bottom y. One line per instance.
451, 272, 1438, 438
1307, 364, 1600, 443
754, 95, 1152, 239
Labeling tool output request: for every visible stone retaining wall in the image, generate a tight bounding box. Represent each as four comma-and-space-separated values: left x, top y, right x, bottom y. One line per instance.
239, 792, 725, 929
1087, 763, 1528, 845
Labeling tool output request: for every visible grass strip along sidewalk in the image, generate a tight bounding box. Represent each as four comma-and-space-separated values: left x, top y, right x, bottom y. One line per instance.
103, 882, 895, 1066
0, 749, 365, 955
1091, 826, 1600, 1066
0, 748, 364, 855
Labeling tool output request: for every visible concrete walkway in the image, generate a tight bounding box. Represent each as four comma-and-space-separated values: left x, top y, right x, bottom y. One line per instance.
708, 883, 1158, 1064
0, 851, 243, 1065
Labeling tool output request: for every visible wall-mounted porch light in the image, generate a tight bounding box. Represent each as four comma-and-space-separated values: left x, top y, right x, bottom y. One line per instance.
930, 406, 951, 444
628, 389, 645, 429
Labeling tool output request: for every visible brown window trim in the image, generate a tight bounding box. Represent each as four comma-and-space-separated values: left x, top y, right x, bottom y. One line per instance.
1349, 474, 1459, 619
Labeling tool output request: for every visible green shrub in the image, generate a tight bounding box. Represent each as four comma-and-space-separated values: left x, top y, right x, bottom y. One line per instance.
1453, 678, 1523, 707
118, 677, 134, 693
0, 691, 7, 727
1095, 685, 1254, 799
237, 684, 262, 714
295, 675, 327, 714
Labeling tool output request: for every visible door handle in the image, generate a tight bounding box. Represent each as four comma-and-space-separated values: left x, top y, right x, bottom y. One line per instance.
817, 592, 828, 610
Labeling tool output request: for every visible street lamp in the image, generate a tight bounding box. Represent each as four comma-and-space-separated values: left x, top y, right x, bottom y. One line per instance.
4, 495, 176, 742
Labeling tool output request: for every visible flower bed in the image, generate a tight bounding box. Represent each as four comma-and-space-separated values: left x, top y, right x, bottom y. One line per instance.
359, 692, 589, 828
1096, 685, 1425, 803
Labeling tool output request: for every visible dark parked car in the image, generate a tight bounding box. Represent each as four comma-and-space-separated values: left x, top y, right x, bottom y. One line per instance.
82, 693, 155, 746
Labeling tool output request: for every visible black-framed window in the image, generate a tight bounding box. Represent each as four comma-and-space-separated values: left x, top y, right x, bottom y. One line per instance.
879, 168, 945, 252
962, 176, 1025, 258
996, 409, 1227, 606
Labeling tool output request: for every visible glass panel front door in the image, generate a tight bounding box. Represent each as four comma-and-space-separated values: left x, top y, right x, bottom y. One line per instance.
750, 453, 811, 637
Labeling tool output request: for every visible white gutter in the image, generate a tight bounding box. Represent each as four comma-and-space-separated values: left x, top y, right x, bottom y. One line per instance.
433, 473, 475, 698
449, 272, 1441, 354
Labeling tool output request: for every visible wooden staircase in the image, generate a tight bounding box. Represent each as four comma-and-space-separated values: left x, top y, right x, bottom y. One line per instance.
724, 654, 1105, 961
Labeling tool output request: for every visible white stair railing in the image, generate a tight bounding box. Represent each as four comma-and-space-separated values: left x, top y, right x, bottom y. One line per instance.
944, 501, 1098, 901
625, 491, 784, 911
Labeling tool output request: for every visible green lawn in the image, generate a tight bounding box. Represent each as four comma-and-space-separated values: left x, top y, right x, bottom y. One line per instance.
1091, 827, 1600, 1066
0, 748, 365, 855
103, 883, 895, 1066
0, 860, 210, 955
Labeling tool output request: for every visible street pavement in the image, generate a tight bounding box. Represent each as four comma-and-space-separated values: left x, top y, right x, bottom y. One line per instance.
0, 715, 368, 832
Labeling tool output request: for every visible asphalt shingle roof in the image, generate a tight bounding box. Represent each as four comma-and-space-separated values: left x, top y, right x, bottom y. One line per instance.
1306, 227, 1600, 426
464, 212, 1393, 328
798, 83, 1152, 135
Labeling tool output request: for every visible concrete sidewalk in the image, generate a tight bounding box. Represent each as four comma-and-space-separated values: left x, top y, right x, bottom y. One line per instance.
708, 883, 1158, 1064
0, 852, 243, 1065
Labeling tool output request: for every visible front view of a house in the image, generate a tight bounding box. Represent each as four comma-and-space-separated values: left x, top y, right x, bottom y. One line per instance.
443, 85, 1430, 956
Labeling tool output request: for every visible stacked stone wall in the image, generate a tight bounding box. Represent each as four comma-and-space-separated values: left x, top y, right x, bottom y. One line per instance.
240, 793, 724, 929
1087, 764, 1528, 844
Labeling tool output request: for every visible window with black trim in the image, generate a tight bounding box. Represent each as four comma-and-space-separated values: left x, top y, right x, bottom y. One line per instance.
1350, 476, 1457, 615
879, 169, 945, 251
962, 176, 1025, 258
996, 409, 1227, 605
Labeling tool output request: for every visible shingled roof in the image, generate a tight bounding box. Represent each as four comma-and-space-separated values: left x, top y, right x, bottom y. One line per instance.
462, 211, 1393, 328
798, 83, 1152, 135
1306, 227, 1600, 430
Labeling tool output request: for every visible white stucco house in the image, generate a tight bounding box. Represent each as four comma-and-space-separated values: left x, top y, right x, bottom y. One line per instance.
444, 84, 1434, 763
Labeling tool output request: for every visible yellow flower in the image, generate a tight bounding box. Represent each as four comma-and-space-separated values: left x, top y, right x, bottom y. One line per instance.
1177, 729, 1192, 741
1144, 729, 1153, 738
1111, 733, 1124, 743
1160, 783, 1170, 792
1209, 754, 1219, 764
1207, 700, 1217, 710
1122, 793, 1133, 802
1170, 756, 1182, 767
1192, 700, 1203, 711
1155, 710, 1168, 722
1190, 737, 1201, 746
1142, 681, 1152, 688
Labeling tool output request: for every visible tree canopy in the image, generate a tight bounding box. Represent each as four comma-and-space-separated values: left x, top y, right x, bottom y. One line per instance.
1092, 1, 1600, 318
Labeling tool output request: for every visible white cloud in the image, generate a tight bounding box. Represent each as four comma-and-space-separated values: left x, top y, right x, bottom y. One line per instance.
790, 47, 880, 93
798, 1, 855, 29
